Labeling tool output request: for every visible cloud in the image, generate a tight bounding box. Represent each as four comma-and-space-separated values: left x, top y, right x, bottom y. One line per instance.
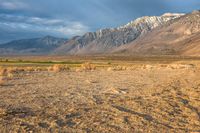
0, 0, 199, 43
0, 13, 89, 42
0, 14, 90, 35
57, 22, 90, 36
0, 0, 29, 10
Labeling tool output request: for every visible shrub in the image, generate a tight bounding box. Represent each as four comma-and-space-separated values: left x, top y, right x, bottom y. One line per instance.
0, 67, 7, 86
49, 64, 69, 72
0, 67, 7, 76
107, 66, 127, 71
34, 67, 45, 72
13, 68, 25, 73
25, 67, 35, 72
0, 76, 4, 86
81, 62, 96, 71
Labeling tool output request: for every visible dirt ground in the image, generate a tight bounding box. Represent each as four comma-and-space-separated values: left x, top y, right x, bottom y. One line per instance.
0, 63, 200, 133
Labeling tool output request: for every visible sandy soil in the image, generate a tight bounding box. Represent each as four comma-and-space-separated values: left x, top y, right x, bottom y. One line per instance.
0, 65, 200, 132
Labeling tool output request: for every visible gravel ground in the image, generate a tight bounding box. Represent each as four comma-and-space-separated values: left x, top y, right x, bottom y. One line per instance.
0, 65, 200, 133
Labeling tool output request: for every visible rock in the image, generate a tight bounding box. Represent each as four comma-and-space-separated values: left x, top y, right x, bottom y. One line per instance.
54, 13, 184, 54
55, 119, 66, 127
38, 122, 49, 129
65, 113, 81, 119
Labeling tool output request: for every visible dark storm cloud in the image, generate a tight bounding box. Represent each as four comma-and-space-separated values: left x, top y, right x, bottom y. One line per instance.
0, 0, 199, 43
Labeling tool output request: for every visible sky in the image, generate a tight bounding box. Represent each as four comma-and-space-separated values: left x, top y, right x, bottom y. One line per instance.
0, 0, 199, 43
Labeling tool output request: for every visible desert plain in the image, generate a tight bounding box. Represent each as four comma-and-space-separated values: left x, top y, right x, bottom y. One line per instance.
0, 56, 200, 133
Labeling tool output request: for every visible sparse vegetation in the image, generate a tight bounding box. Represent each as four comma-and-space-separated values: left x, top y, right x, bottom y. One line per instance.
49, 64, 70, 72
0, 67, 7, 86
0, 57, 200, 132
107, 65, 127, 71
0, 67, 7, 76
81, 62, 96, 71
0, 76, 4, 85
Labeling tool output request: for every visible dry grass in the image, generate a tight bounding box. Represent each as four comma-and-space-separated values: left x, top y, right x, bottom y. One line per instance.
7, 73, 14, 79
8, 67, 25, 73
107, 65, 127, 71
0, 66, 48, 85
0, 76, 4, 86
0, 62, 200, 132
0, 60, 200, 132
0, 67, 7, 86
48, 64, 70, 72
0, 67, 7, 76
25, 67, 36, 72
81, 62, 96, 71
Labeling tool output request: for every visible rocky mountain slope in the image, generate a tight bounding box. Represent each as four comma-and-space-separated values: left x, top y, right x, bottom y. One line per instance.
113, 10, 200, 56
53, 13, 183, 55
3, 11, 199, 56
0, 36, 67, 55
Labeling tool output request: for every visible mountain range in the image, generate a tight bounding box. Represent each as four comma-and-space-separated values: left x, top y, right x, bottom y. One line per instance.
0, 10, 200, 56
113, 10, 200, 56
0, 36, 67, 55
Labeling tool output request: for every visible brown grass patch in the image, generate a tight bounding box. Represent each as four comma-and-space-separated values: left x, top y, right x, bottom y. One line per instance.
49, 64, 70, 72
0, 67, 7, 76
107, 66, 127, 71
0, 67, 7, 86
0, 76, 4, 86
81, 62, 96, 71
25, 67, 35, 72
